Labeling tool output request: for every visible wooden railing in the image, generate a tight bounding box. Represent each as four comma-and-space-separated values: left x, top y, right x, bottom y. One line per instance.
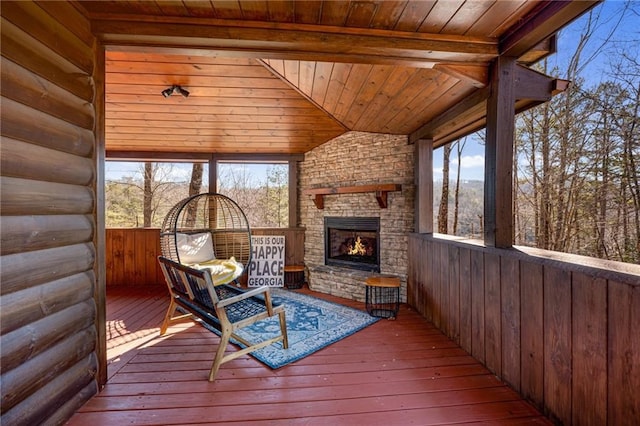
407, 233, 640, 426
105, 227, 305, 287
106, 228, 163, 287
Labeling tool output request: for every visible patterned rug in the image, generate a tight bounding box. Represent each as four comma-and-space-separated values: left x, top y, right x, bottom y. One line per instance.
203, 288, 379, 369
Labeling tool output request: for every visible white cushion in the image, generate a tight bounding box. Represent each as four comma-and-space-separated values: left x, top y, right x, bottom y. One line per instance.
176, 232, 215, 264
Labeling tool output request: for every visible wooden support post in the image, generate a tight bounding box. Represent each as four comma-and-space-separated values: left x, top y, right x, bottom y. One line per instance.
288, 160, 298, 226
484, 56, 516, 248
209, 155, 218, 193
93, 41, 107, 388
415, 139, 433, 233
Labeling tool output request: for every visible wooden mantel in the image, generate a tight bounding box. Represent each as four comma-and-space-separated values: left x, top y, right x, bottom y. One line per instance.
302, 184, 402, 209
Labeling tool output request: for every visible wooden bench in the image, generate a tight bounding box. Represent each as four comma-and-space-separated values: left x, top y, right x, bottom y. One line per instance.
158, 256, 289, 381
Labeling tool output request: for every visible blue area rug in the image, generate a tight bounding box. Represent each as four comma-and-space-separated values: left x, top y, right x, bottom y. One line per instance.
204, 288, 379, 369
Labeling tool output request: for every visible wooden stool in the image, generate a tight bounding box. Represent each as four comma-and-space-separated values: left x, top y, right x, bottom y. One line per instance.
365, 276, 400, 319
284, 265, 305, 289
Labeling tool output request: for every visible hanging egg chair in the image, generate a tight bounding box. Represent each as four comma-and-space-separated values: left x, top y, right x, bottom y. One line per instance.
160, 193, 251, 285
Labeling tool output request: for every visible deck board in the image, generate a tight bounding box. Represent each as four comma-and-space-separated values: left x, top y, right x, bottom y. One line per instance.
68, 286, 551, 425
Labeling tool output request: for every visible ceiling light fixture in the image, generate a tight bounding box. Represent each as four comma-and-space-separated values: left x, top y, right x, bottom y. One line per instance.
161, 85, 189, 98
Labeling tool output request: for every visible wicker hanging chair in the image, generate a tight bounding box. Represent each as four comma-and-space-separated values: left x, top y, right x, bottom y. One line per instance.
160, 193, 251, 285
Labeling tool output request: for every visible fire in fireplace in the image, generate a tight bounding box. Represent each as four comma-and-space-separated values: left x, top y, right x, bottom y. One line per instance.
325, 217, 380, 272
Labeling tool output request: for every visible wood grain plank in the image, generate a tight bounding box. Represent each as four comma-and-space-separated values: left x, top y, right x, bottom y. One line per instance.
572, 272, 607, 426
441, 0, 494, 35
406, 236, 416, 308
318, 0, 349, 26
439, 241, 450, 335
353, 66, 417, 130
341, 64, 394, 128
543, 265, 572, 425
470, 249, 485, 363
210, 1, 244, 20
122, 229, 136, 285
370, 1, 407, 30
458, 247, 472, 353
266, 1, 295, 22
423, 238, 434, 321
309, 61, 333, 106
448, 244, 460, 343
344, 1, 377, 27
67, 286, 550, 425
297, 60, 316, 96
284, 60, 300, 87
294, 0, 322, 24
468, 1, 534, 37
238, 1, 270, 21
381, 71, 459, 134
607, 280, 640, 426
110, 229, 125, 286
394, 1, 436, 32
520, 261, 544, 407
332, 63, 372, 122
182, 0, 217, 18
133, 229, 146, 285
484, 252, 501, 375
322, 62, 352, 113
431, 239, 442, 329
501, 256, 520, 391
419, 0, 465, 33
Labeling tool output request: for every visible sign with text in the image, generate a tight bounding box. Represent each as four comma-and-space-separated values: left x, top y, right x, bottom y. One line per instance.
248, 235, 285, 287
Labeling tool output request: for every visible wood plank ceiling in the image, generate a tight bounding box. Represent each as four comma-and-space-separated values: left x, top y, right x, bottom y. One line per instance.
78, 0, 597, 155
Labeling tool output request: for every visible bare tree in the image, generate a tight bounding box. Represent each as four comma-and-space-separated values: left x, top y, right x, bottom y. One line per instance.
453, 138, 467, 235
184, 163, 204, 226
438, 144, 451, 234
513, 3, 638, 262
262, 165, 289, 227
143, 162, 153, 227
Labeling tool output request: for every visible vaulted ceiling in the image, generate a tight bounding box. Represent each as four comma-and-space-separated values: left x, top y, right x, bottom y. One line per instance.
77, 0, 599, 156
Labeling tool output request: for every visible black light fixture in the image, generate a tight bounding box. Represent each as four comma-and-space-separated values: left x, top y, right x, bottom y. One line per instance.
161, 85, 189, 98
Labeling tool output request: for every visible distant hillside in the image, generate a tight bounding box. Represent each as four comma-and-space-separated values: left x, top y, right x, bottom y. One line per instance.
433, 180, 484, 238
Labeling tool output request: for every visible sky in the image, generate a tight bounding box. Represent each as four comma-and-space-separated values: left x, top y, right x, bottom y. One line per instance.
106, 1, 638, 183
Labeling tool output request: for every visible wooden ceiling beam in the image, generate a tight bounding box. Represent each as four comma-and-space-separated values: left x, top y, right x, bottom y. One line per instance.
409, 87, 490, 144
410, 64, 569, 147
500, 0, 602, 58
105, 151, 304, 162
433, 64, 489, 88
91, 19, 498, 67
514, 65, 562, 101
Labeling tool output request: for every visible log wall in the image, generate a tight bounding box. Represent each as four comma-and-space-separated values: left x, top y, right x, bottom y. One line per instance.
0, 1, 99, 425
408, 233, 640, 426
106, 227, 305, 287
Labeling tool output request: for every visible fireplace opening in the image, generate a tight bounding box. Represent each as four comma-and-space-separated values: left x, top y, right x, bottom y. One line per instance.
325, 217, 380, 272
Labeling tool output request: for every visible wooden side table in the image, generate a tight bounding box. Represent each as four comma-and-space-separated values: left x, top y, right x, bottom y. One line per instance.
364, 276, 400, 319
284, 265, 305, 289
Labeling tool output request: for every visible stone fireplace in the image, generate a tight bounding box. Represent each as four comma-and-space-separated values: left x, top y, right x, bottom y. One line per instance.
299, 132, 415, 303
325, 216, 380, 272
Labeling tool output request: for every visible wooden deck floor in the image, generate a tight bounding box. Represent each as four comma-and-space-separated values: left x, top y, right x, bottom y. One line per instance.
68, 286, 551, 425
